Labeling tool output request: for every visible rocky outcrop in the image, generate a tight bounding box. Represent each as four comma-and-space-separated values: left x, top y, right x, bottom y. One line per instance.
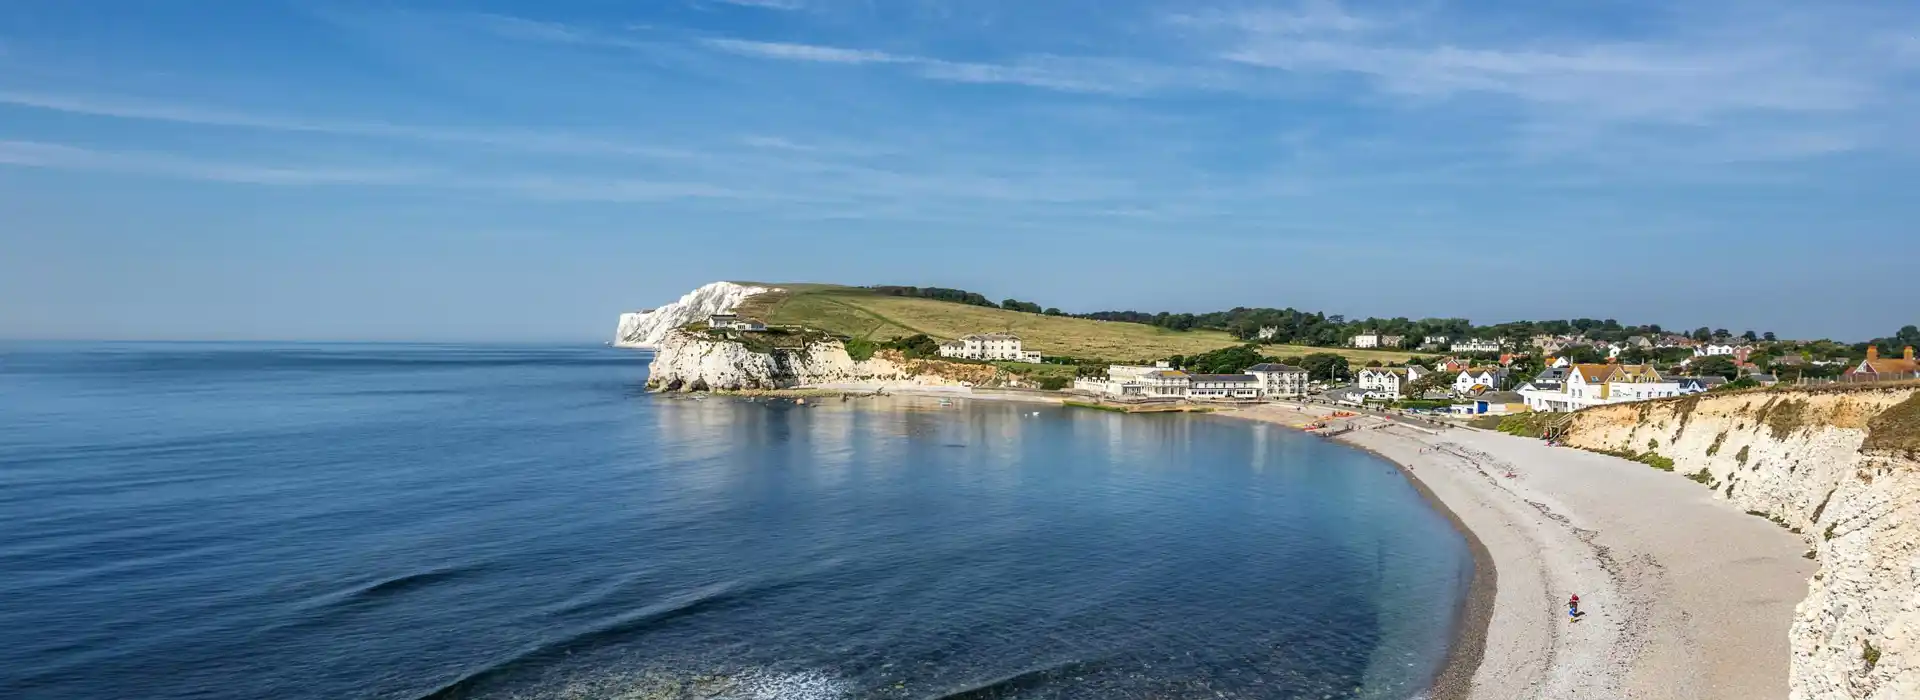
644, 330, 997, 391
615, 282, 778, 348
1563, 387, 1920, 699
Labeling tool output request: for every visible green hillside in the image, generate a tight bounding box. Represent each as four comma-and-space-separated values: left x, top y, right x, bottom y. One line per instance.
731, 284, 1427, 364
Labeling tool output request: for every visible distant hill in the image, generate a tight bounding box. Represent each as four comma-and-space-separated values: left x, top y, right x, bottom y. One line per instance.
731, 284, 1426, 364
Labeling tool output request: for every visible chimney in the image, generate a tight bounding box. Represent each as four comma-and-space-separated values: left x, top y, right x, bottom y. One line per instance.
1906, 346, 1915, 362
1867, 346, 1879, 361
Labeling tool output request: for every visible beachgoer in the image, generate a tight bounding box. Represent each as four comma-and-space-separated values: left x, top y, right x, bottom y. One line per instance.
1569, 594, 1580, 618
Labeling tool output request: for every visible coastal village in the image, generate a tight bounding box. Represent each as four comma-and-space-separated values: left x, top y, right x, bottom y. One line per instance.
1038, 325, 1919, 420
691, 307, 1918, 424
627, 283, 1920, 700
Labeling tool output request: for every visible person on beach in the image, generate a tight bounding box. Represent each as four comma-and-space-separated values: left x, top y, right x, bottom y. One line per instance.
1569, 594, 1580, 619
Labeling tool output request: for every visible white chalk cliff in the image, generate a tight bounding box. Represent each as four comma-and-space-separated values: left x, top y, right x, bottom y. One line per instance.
614, 282, 779, 348
1566, 388, 1920, 699
645, 329, 909, 391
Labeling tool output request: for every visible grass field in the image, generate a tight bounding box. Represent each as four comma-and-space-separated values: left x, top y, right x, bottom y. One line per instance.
731, 283, 1428, 364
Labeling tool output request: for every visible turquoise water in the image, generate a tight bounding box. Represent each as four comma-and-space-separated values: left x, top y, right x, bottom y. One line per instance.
0, 343, 1470, 699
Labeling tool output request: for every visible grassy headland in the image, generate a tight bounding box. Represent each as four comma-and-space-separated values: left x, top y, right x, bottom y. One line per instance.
731, 283, 1427, 364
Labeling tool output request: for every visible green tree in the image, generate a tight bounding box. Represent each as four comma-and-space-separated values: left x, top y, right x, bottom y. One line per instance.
1741, 330, 1758, 342
1763, 331, 1777, 342
1692, 356, 1740, 379
1409, 370, 1460, 397
1693, 327, 1713, 342
1300, 353, 1351, 381
1563, 345, 1605, 365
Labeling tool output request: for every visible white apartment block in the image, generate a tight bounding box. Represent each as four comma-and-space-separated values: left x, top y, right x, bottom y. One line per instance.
1073, 362, 1299, 400
1187, 374, 1263, 399
1451, 338, 1502, 353
1350, 333, 1382, 348
1246, 363, 1310, 398
938, 333, 1043, 363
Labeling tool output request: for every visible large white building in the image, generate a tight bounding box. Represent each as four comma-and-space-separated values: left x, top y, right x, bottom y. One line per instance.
1451, 338, 1502, 354
1188, 374, 1263, 399
938, 333, 1043, 363
1073, 362, 1303, 400
1246, 363, 1310, 398
1350, 332, 1383, 348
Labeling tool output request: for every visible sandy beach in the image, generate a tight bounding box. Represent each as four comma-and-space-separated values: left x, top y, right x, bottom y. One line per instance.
1255, 418, 1819, 699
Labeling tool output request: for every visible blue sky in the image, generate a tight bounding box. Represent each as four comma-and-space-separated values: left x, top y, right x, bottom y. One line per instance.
2, 0, 1915, 342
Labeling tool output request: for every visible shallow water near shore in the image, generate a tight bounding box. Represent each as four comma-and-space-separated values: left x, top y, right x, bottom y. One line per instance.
1, 343, 1470, 699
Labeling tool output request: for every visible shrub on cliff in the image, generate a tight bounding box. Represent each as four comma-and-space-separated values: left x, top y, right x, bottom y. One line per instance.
1862, 392, 1920, 456
1494, 412, 1555, 437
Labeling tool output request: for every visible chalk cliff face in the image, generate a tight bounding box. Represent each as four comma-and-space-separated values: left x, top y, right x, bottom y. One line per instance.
615, 282, 779, 348
1564, 388, 1920, 700
646, 329, 1022, 392
643, 329, 905, 390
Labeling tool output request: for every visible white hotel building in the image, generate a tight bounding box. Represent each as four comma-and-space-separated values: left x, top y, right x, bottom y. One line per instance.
938, 333, 1044, 363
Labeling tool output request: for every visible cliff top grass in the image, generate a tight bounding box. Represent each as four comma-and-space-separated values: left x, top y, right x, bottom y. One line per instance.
730, 284, 1430, 364
1862, 392, 1920, 455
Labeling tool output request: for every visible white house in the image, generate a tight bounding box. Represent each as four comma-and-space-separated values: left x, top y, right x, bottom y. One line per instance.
1424, 335, 1452, 347
938, 333, 1040, 362
1245, 363, 1309, 398
1453, 367, 1506, 396
1357, 366, 1426, 399
1520, 363, 1678, 412
1380, 335, 1406, 348
1351, 333, 1383, 349
706, 313, 767, 332
1451, 338, 1502, 354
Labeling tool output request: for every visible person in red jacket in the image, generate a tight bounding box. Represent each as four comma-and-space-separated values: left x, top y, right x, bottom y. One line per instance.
1569, 594, 1581, 619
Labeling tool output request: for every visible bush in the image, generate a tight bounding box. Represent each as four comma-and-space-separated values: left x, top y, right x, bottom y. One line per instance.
1686, 468, 1713, 484
1864, 640, 1881, 670
1638, 452, 1676, 472
844, 338, 877, 362
1825, 523, 1838, 541
1495, 412, 1556, 437
1036, 376, 1072, 391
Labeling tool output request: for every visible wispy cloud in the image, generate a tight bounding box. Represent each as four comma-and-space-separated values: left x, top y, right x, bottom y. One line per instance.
705, 0, 808, 10
0, 89, 702, 159
0, 140, 428, 185
1193, 1, 1910, 124
700, 38, 1226, 95
702, 38, 898, 64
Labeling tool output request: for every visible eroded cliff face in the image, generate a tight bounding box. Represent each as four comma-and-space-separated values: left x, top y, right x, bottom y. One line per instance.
615, 282, 779, 348
643, 330, 1006, 391
1564, 388, 1920, 699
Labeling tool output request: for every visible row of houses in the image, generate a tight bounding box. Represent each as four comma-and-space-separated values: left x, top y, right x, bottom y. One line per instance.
1515, 361, 1724, 412
1074, 362, 1310, 400
937, 333, 1043, 363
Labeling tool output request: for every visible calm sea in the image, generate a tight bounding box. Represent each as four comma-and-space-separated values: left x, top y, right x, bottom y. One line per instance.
0, 343, 1470, 700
